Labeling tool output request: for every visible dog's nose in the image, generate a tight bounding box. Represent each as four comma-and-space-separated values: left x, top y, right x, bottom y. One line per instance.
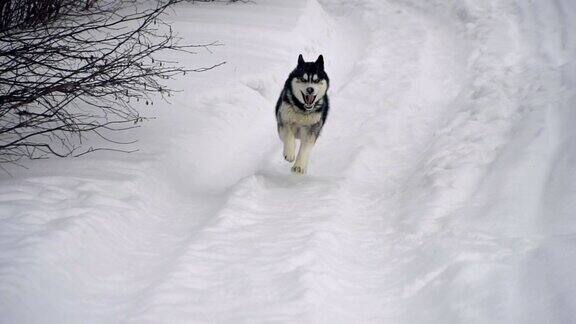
306, 87, 314, 94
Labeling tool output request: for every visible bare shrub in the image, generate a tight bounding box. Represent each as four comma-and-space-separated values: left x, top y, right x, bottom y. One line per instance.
0, 0, 223, 165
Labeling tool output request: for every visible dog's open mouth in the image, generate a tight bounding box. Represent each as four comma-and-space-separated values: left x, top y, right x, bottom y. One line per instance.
302, 92, 316, 108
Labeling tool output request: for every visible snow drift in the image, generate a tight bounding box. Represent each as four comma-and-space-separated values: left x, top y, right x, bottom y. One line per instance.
1, 0, 575, 323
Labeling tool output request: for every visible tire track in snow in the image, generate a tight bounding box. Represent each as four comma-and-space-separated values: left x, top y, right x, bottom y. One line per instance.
124, 1, 471, 322
3, 0, 568, 323
348, 1, 575, 323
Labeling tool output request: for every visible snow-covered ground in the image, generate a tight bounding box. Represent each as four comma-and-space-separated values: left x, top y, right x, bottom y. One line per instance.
1, 0, 576, 323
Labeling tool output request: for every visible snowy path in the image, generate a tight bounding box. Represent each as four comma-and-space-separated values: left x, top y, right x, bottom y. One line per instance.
1, 0, 576, 323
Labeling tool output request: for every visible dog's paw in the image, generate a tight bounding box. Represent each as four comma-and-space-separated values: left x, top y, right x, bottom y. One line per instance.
284, 151, 295, 162
291, 165, 306, 174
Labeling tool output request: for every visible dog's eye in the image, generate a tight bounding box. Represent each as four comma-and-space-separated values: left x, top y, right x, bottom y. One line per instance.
298, 77, 307, 82
312, 79, 320, 83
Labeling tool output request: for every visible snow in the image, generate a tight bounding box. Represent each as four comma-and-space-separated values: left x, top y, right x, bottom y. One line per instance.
1, 0, 576, 323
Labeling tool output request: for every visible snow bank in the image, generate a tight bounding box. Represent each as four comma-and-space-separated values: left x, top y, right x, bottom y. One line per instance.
1, 0, 575, 323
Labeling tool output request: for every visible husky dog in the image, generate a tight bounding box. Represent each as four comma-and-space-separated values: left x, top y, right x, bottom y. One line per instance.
275, 54, 329, 174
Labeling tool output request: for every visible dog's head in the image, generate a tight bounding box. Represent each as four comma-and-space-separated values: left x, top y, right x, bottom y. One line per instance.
289, 54, 329, 110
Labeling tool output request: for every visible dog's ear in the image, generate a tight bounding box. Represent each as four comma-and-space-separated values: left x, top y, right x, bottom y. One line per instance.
316, 55, 324, 70
298, 54, 305, 66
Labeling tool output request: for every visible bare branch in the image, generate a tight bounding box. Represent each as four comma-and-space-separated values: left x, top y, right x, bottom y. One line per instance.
0, 0, 224, 165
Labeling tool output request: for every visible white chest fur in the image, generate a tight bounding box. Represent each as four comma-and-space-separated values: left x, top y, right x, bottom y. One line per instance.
278, 103, 322, 126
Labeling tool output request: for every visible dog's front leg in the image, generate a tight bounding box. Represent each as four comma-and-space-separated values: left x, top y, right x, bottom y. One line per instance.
280, 126, 296, 162
291, 132, 316, 174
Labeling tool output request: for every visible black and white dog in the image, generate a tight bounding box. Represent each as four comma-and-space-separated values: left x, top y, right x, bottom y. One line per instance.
275, 54, 329, 174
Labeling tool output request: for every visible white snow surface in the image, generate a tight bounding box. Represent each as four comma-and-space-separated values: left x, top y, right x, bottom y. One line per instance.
1, 0, 576, 323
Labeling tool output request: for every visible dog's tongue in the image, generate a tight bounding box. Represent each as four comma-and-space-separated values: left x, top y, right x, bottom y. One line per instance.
305, 94, 315, 105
